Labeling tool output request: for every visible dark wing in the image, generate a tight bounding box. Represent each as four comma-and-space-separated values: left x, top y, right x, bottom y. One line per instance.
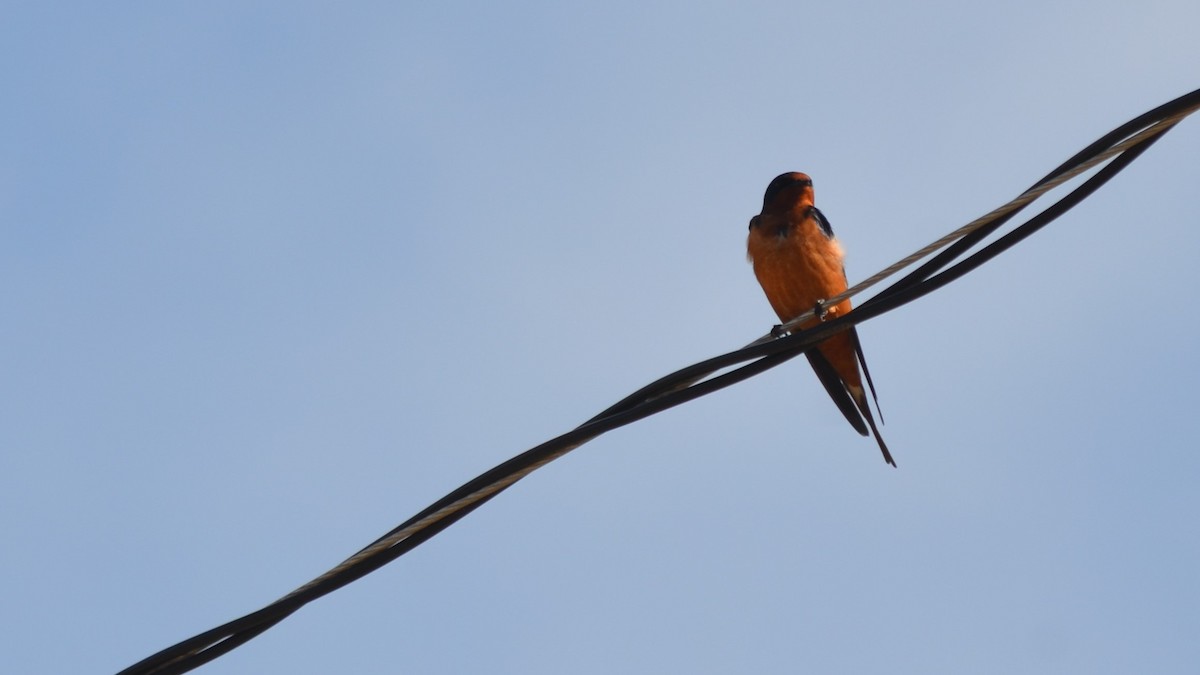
811, 206, 834, 238
846, 326, 895, 466
805, 349, 869, 436
848, 326, 884, 423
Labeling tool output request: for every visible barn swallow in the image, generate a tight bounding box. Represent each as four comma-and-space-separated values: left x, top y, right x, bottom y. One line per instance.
746, 172, 895, 467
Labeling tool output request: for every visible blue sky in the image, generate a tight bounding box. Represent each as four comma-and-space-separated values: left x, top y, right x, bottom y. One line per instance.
4, 3, 1199, 674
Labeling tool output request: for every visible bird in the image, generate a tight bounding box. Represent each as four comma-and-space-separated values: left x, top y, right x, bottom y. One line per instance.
746, 172, 895, 467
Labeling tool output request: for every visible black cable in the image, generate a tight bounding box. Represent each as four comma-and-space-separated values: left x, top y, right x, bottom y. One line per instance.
858, 118, 1170, 322
115, 86, 1200, 675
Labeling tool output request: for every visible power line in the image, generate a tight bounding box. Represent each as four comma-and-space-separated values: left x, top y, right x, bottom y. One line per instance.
115, 86, 1200, 675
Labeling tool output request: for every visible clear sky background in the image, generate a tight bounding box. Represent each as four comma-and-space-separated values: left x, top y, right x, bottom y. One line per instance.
4, 3, 1199, 674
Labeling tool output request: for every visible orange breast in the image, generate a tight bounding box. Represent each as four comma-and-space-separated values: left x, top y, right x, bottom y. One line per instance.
747, 216, 861, 389
748, 217, 850, 324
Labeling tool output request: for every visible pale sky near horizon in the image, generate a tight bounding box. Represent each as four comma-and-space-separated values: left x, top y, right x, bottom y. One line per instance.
4, 3, 1200, 674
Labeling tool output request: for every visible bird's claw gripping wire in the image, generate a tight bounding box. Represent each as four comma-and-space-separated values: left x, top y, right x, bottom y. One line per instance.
813, 299, 829, 321
771, 300, 829, 339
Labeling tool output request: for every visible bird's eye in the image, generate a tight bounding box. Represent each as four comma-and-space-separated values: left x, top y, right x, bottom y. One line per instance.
748, 216, 759, 231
